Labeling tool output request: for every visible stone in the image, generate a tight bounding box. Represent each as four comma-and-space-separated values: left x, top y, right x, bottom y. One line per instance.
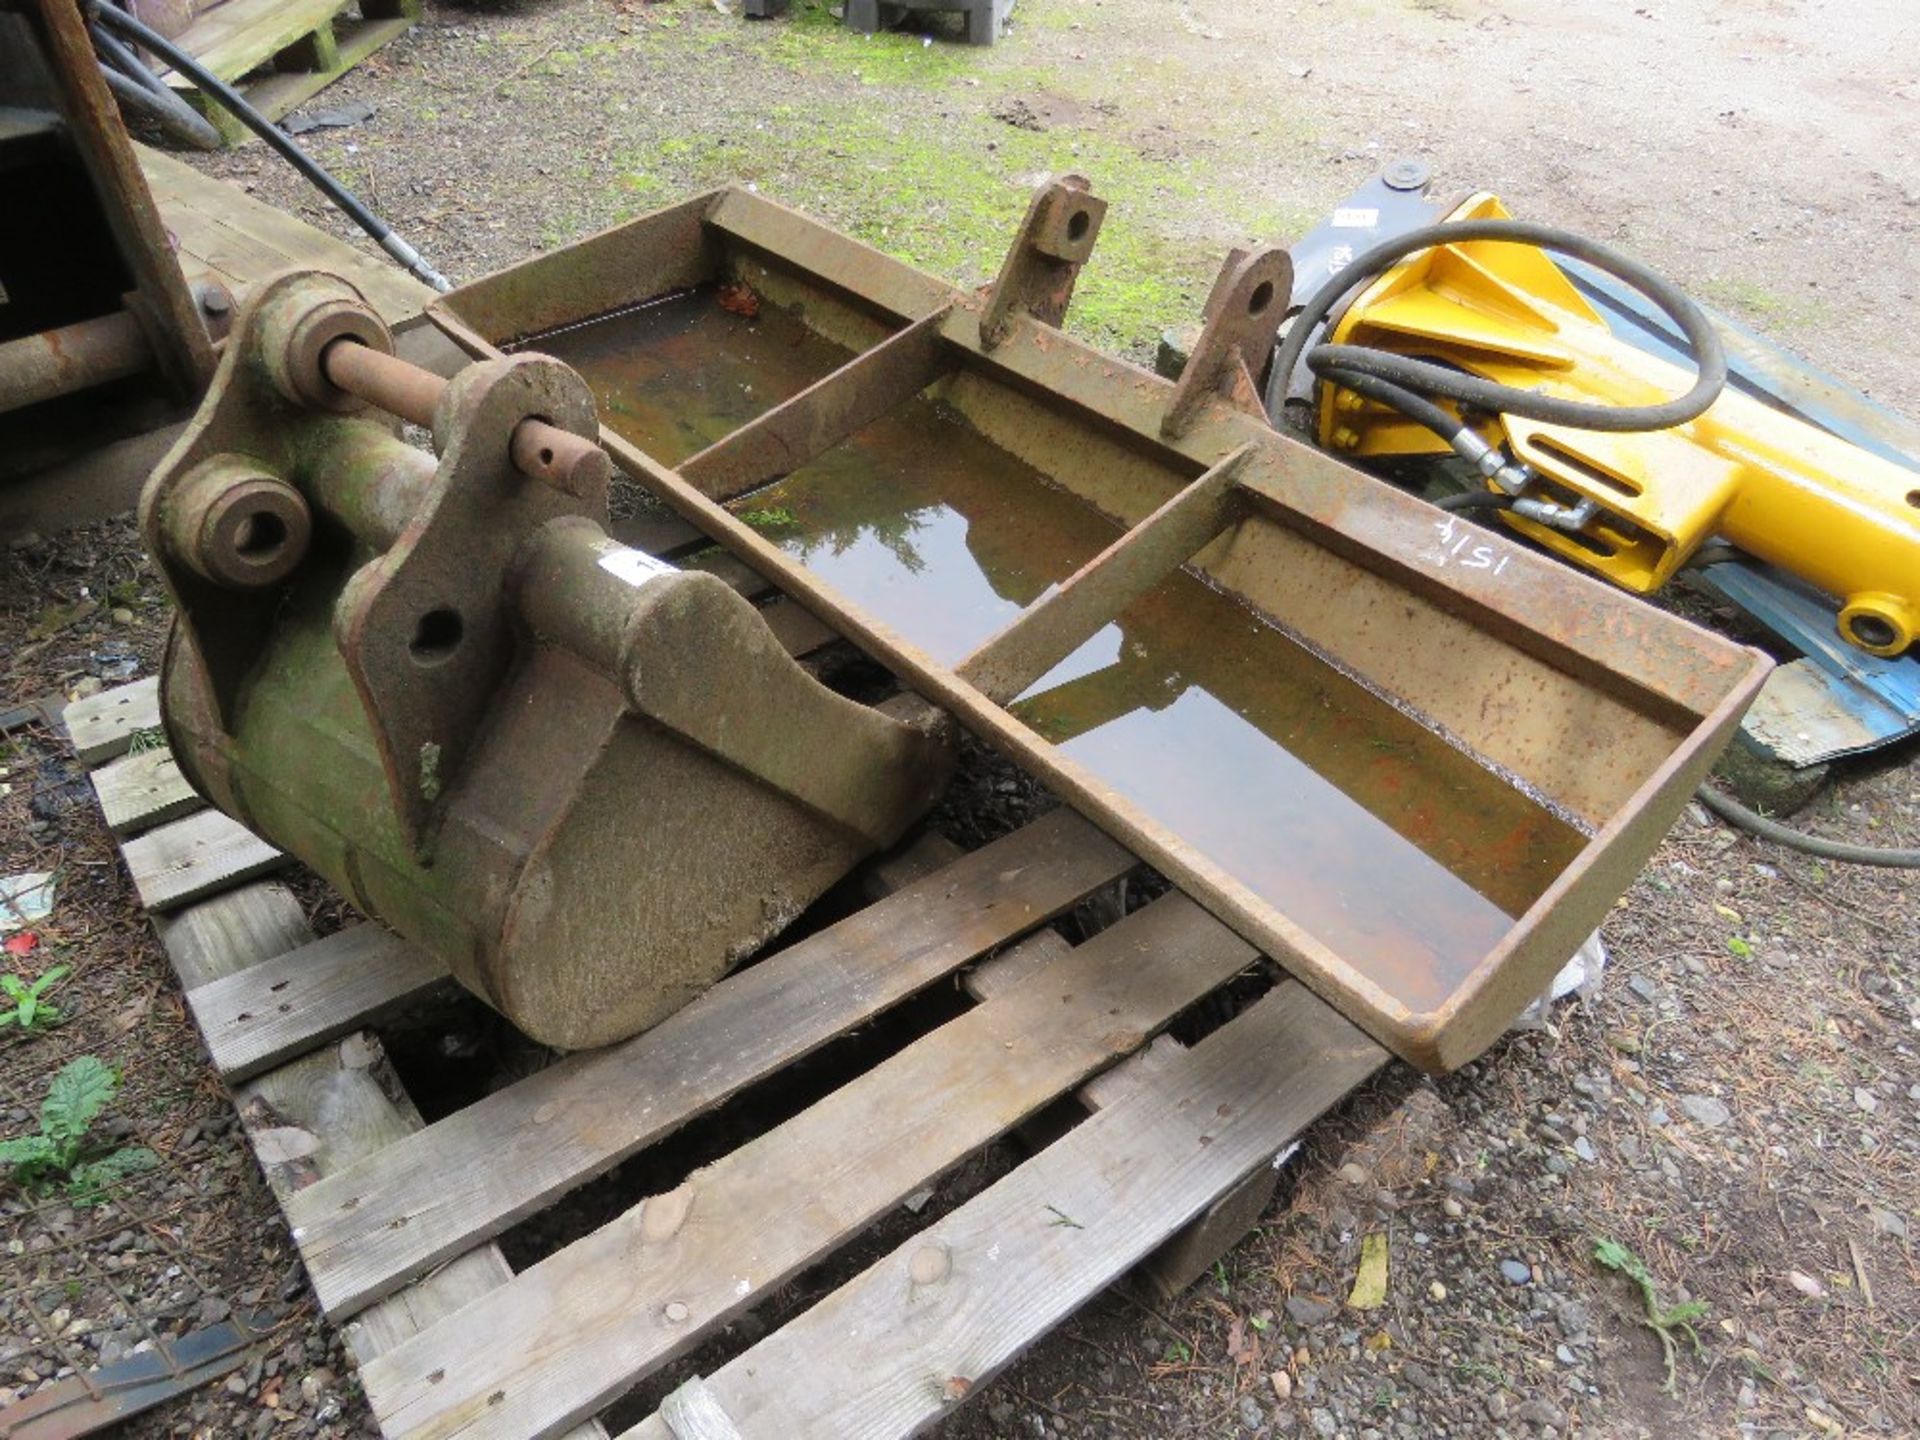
1680, 1094, 1732, 1128
1155, 323, 1203, 380
1310, 1408, 1339, 1439
1286, 1294, 1338, 1326
1710, 740, 1827, 817
1486, 1392, 1509, 1421
1239, 1393, 1266, 1431
1516, 1397, 1569, 1430
1500, 1259, 1532, 1285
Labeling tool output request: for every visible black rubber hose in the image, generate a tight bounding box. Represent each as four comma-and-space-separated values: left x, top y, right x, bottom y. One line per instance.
1309, 358, 1516, 515
1275, 219, 1727, 434
1434, 489, 1515, 514
88, 2, 451, 293
1309, 357, 1468, 447
1695, 784, 1920, 868
95, 60, 220, 151
89, 25, 222, 150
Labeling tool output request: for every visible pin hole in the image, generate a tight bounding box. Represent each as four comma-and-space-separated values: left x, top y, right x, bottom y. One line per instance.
410, 608, 464, 664
234, 511, 287, 558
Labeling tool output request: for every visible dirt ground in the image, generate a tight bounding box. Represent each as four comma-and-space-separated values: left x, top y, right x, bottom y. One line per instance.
4, 0, 1918, 1436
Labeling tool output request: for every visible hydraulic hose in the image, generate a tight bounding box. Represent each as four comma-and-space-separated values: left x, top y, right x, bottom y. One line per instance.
1276, 219, 1728, 434
1434, 489, 1515, 514
89, 21, 221, 150
88, 2, 451, 293
1310, 359, 1466, 448
1307, 359, 1518, 514
1695, 783, 1920, 868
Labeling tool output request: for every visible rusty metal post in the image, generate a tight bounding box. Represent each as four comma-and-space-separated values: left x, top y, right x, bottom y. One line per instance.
0, 311, 154, 416
321, 339, 611, 497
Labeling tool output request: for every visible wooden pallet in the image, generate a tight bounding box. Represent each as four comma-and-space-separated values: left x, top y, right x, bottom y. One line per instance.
155, 0, 420, 146
139, 145, 438, 348
65, 596, 1387, 1437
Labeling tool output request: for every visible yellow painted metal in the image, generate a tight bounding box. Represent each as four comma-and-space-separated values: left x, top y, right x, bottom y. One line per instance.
1315, 193, 1920, 656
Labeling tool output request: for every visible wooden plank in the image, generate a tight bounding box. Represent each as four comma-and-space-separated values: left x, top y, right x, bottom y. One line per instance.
609, 510, 706, 557
284, 810, 1134, 1320
221, 16, 415, 129
1075, 1033, 1279, 1302
90, 745, 203, 836
1078, 1032, 1185, 1112
756, 596, 838, 659
185, 922, 450, 1083
683, 547, 772, 600
859, 832, 964, 902
155, 885, 609, 1440
360, 892, 1254, 1440
624, 984, 1386, 1439
62, 676, 160, 764
677, 306, 954, 503
964, 926, 1074, 1002
140, 147, 432, 327
158, 0, 348, 80
120, 807, 287, 912
957, 445, 1250, 705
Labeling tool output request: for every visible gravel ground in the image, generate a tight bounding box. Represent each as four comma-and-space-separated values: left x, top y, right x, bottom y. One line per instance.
4, 0, 1918, 1436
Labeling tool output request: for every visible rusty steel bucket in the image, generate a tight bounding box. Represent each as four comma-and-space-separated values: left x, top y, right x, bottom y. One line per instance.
427, 176, 1770, 1072
142, 272, 953, 1050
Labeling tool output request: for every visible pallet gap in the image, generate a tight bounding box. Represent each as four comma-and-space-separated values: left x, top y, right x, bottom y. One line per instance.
601, 1133, 1030, 1434
493, 972, 981, 1271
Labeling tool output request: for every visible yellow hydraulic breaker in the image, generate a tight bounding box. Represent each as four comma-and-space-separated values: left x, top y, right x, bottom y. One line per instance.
1307, 193, 1920, 656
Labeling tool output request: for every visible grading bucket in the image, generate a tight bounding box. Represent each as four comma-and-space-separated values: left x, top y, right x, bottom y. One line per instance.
430, 178, 1770, 1071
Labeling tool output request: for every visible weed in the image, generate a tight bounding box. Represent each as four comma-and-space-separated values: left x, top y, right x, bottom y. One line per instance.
0, 1056, 157, 1204
1452, 1358, 1506, 1387
126, 726, 169, 755
736, 506, 800, 535
1592, 1238, 1708, 1393
0, 965, 69, 1032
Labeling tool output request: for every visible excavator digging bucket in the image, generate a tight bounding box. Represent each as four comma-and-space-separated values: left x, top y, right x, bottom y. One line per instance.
144, 272, 954, 1053
430, 178, 1771, 1073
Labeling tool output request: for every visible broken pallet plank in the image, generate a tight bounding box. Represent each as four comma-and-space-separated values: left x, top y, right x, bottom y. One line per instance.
360, 892, 1252, 1440
156, 884, 609, 1440
120, 807, 287, 912
185, 922, 449, 1083
90, 744, 203, 836
283, 808, 1134, 1320
62, 676, 160, 764
627, 984, 1386, 1439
